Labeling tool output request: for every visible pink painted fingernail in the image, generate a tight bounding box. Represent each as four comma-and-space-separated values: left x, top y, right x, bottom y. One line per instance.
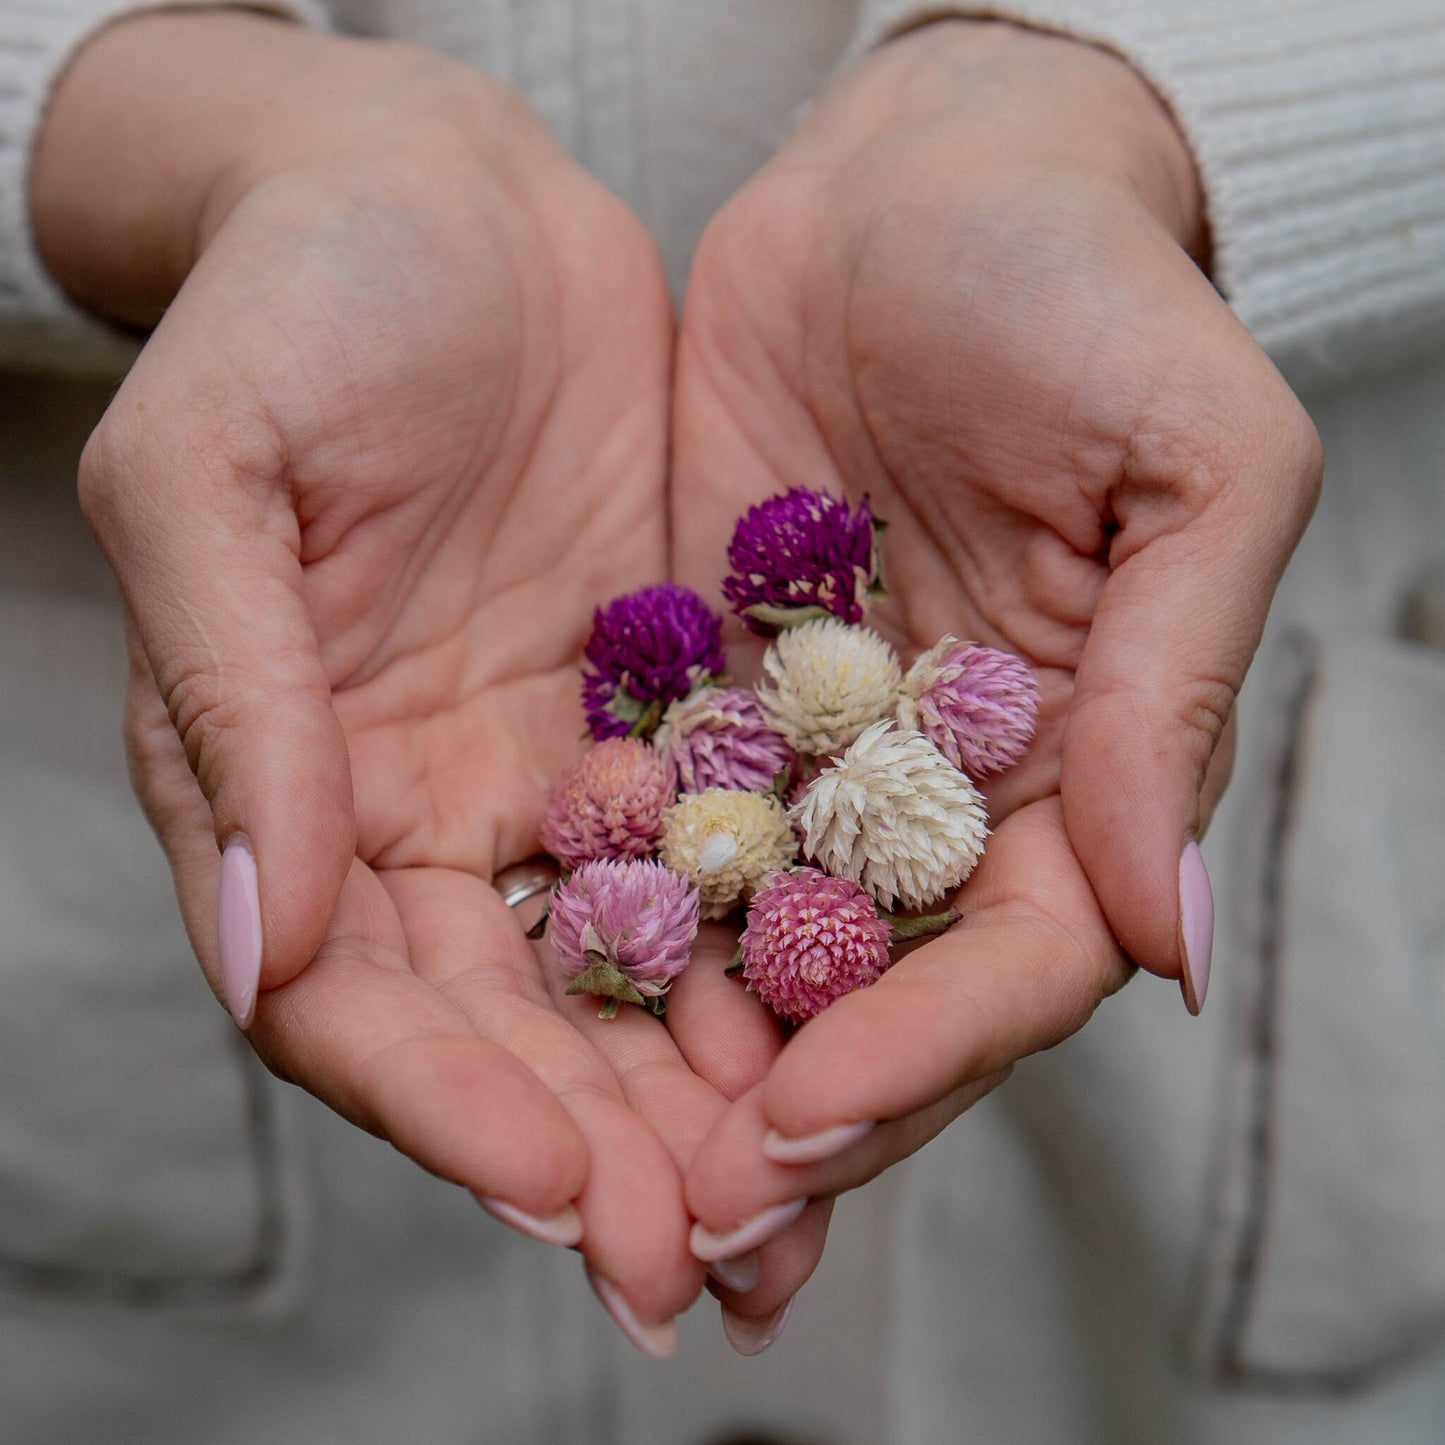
707, 1252, 761, 1294
1179, 840, 1214, 1017
690, 1198, 808, 1262
762, 1120, 874, 1165
474, 1195, 584, 1248
217, 836, 261, 1028
721, 1297, 794, 1357
585, 1268, 677, 1359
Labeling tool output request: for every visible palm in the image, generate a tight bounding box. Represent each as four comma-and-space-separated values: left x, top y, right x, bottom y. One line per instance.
670, 138, 1252, 1217
112, 140, 781, 1327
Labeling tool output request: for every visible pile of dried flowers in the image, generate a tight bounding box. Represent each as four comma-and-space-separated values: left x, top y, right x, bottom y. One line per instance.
539, 489, 1040, 1023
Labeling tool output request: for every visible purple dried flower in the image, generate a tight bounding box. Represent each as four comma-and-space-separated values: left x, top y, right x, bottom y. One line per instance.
654, 686, 794, 793
723, 488, 882, 635
740, 868, 894, 1023
539, 739, 677, 870
897, 637, 1041, 778
581, 583, 726, 740
548, 858, 700, 1018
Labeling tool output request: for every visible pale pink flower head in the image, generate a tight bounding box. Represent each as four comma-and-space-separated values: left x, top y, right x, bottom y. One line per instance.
655, 686, 794, 794
540, 739, 677, 870
548, 858, 700, 1017
898, 637, 1040, 778
740, 867, 893, 1023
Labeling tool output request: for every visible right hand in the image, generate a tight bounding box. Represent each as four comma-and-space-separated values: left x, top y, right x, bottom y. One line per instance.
37, 11, 812, 1347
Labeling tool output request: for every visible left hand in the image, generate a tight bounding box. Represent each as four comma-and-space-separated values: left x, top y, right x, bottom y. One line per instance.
669, 18, 1322, 1304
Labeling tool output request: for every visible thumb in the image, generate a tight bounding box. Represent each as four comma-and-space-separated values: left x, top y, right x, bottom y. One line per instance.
81, 398, 355, 1029
1061, 401, 1322, 1015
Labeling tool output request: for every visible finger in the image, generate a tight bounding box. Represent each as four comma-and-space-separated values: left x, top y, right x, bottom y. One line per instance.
748, 801, 1126, 1148
1063, 349, 1322, 1013
391, 871, 705, 1348
83, 369, 354, 1027
712, 1199, 833, 1357
246, 862, 590, 1226
687, 1074, 1005, 1249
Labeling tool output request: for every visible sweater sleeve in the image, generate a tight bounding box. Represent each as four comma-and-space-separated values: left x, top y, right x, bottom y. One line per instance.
848, 0, 1445, 387
0, 0, 330, 373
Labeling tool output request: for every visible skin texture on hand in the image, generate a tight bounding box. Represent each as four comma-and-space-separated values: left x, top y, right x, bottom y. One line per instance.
34, 11, 826, 1341
672, 20, 1322, 1264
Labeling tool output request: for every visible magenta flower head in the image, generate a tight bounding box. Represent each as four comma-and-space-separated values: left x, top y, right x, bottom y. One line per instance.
897, 637, 1041, 778
581, 583, 726, 740
654, 685, 794, 794
539, 738, 677, 870
548, 858, 700, 1018
722, 488, 883, 634
739, 867, 893, 1023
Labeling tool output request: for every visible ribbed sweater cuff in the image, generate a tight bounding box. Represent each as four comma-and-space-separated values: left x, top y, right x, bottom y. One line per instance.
0, 0, 329, 372
850, 1, 1445, 385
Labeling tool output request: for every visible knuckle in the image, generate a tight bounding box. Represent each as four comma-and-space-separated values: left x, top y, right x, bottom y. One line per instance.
1176, 672, 1237, 768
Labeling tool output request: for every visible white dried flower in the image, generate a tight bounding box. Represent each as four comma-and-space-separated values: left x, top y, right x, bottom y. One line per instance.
659, 789, 797, 920
791, 720, 989, 911
757, 617, 902, 756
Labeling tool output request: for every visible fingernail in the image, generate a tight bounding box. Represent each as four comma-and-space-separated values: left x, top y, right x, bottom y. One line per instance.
474, 1195, 583, 1248
1179, 840, 1214, 1017
585, 1268, 677, 1359
690, 1198, 808, 1262
217, 836, 261, 1029
707, 1252, 761, 1294
762, 1120, 874, 1165
721, 1297, 794, 1357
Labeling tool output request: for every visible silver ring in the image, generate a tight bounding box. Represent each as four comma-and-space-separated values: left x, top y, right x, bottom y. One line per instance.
494, 857, 562, 909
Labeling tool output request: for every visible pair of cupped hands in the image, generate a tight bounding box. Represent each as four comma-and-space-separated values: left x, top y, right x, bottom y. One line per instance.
36, 10, 1321, 1355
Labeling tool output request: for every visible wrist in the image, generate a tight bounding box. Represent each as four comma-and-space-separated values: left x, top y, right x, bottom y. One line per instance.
30, 11, 517, 327
826, 19, 1207, 262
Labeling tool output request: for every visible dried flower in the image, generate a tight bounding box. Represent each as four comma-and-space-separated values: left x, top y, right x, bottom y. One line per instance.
539, 739, 677, 870
581, 583, 726, 740
792, 721, 988, 911
548, 858, 700, 1017
723, 487, 882, 634
757, 617, 902, 756
739, 868, 894, 1023
654, 685, 793, 794
898, 637, 1040, 778
659, 789, 797, 919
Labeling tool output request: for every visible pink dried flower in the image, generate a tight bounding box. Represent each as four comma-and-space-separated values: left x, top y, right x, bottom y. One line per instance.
739, 868, 894, 1023
548, 858, 700, 1017
540, 739, 677, 870
655, 686, 794, 794
897, 637, 1040, 778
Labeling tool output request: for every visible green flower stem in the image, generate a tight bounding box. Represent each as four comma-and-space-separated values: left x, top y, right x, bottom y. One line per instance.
881, 906, 960, 944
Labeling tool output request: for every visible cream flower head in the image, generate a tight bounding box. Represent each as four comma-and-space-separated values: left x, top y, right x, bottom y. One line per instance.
791, 720, 989, 911
757, 617, 902, 756
659, 789, 797, 919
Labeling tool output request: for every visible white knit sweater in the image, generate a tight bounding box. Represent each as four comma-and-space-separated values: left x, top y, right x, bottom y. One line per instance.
2, 0, 1443, 383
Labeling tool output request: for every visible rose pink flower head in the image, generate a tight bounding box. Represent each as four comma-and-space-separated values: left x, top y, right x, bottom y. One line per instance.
723, 487, 881, 635
549, 859, 700, 1007
898, 637, 1041, 778
540, 739, 677, 870
740, 867, 893, 1023
655, 686, 794, 793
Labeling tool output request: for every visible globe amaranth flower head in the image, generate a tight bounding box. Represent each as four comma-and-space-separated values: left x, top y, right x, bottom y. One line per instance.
757, 616, 902, 757
897, 637, 1041, 778
654, 685, 794, 794
659, 788, 797, 920
740, 868, 894, 1024
792, 720, 989, 912
723, 487, 883, 634
548, 858, 700, 1018
539, 739, 677, 871
581, 583, 726, 741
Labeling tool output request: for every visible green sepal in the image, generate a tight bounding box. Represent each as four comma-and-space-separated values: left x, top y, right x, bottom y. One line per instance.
524, 901, 551, 942
742, 603, 833, 632
867, 514, 889, 602
565, 951, 648, 1015
881, 906, 961, 944
724, 945, 746, 979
